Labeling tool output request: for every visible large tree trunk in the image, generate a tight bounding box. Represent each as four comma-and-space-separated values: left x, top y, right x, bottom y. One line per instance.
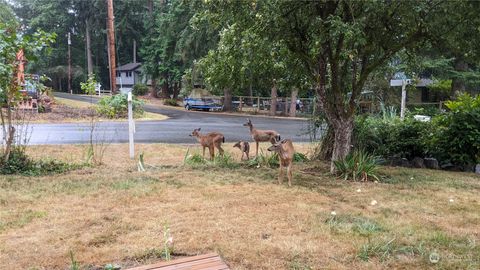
289, 88, 298, 117
160, 75, 169, 98
86, 18, 93, 76
150, 78, 158, 98
269, 80, 277, 116
330, 118, 354, 173
451, 58, 468, 98
223, 88, 232, 112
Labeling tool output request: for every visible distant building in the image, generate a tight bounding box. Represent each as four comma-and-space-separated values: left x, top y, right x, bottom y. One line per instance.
115, 62, 151, 93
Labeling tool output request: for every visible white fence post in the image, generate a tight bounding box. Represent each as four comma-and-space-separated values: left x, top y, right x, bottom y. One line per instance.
128, 92, 135, 159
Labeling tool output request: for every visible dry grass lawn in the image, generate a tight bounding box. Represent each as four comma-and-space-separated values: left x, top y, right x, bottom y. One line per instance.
0, 143, 479, 270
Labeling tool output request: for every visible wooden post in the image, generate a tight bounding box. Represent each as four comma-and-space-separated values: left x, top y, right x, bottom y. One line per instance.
400, 79, 407, 120
257, 96, 260, 112
128, 92, 135, 159
239, 97, 243, 112
107, 0, 117, 94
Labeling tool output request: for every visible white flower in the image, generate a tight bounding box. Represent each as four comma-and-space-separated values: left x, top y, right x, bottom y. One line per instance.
356, 188, 361, 193
410, 177, 414, 180
330, 211, 337, 216
449, 198, 454, 203
256, 165, 260, 168
370, 200, 378, 206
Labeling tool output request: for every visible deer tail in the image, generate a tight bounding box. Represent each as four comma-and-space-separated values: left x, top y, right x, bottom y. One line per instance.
223, 136, 225, 143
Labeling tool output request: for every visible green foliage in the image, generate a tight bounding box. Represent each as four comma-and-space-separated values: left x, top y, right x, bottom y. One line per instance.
427, 94, 480, 166
183, 150, 238, 169
80, 75, 97, 95
69, 250, 80, 270
247, 151, 279, 168
325, 214, 384, 236
96, 94, 145, 118
293, 152, 308, 162
0, 147, 79, 176
163, 98, 179, 106
354, 116, 431, 160
333, 150, 380, 182
132, 84, 149, 96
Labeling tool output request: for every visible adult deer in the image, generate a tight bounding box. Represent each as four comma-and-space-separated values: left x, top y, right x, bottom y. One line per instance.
243, 118, 280, 156
268, 139, 295, 187
189, 128, 225, 160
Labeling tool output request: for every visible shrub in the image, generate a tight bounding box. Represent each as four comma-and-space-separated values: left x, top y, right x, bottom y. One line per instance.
132, 84, 149, 96
427, 94, 480, 167
0, 147, 79, 176
354, 116, 431, 160
163, 98, 178, 106
96, 94, 145, 118
247, 151, 279, 168
333, 150, 380, 181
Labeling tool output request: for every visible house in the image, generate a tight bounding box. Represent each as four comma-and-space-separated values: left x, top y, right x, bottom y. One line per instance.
115, 62, 151, 93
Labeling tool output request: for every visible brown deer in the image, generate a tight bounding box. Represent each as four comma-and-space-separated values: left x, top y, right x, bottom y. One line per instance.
267, 139, 295, 186
189, 128, 225, 160
233, 141, 250, 160
243, 118, 281, 156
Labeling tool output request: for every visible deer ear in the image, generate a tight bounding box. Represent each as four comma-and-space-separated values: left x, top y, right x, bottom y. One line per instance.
198, 128, 201, 131
281, 139, 288, 144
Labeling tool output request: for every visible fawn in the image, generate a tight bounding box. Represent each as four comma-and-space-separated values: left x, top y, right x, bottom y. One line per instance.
189, 128, 225, 160
243, 118, 281, 156
268, 139, 295, 186
233, 141, 250, 160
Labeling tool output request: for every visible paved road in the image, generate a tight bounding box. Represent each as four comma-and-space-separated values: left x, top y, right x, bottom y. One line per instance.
25, 93, 314, 145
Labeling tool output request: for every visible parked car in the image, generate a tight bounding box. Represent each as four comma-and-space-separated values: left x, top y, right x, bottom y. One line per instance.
183, 88, 223, 111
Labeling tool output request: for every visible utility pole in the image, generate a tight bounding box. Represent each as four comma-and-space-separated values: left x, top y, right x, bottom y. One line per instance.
106, 0, 116, 94
68, 32, 72, 94
133, 40, 136, 63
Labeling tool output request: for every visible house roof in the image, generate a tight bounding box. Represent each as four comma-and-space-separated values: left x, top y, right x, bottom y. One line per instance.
117, 62, 141, 71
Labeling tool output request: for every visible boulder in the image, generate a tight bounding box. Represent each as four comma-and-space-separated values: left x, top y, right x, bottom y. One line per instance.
424, 158, 439, 170
412, 157, 425, 168
390, 157, 411, 167
441, 163, 462, 171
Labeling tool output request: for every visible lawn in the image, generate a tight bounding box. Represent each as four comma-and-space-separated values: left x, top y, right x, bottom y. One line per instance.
0, 143, 479, 270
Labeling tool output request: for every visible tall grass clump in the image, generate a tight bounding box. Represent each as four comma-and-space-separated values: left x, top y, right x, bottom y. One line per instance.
333, 150, 380, 181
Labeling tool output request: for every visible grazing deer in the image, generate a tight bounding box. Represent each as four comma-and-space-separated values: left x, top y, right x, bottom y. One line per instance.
233, 141, 250, 160
243, 118, 281, 156
189, 128, 225, 160
268, 139, 295, 187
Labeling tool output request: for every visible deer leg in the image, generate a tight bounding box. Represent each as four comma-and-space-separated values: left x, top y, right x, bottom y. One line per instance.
245, 151, 249, 160
287, 163, 293, 187
256, 141, 259, 156
209, 146, 215, 160
202, 146, 206, 158
216, 142, 224, 156
278, 165, 283, 185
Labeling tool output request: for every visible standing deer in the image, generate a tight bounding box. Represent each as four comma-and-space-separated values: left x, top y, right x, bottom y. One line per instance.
243, 118, 281, 156
268, 139, 295, 187
233, 141, 250, 160
189, 128, 225, 160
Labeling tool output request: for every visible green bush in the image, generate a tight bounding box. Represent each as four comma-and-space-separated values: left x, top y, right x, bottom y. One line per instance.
354, 116, 431, 160
132, 84, 149, 96
96, 94, 145, 118
333, 150, 380, 182
0, 147, 79, 176
163, 98, 178, 106
427, 94, 480, 167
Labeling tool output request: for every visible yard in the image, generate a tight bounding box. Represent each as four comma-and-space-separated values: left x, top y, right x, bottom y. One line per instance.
0, 143, 478, 270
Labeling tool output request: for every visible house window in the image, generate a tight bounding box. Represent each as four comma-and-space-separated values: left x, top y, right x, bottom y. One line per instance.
116, 71, 121, 77
126, 71, 132, 77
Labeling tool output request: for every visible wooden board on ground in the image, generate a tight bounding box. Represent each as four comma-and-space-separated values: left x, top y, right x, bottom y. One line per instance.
127, 253, 229, 270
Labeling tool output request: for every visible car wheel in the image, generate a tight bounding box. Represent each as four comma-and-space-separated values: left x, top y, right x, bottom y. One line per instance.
185, 104, 191, 110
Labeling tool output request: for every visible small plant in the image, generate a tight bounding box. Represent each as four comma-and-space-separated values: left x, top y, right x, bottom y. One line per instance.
293, 152, 308, 162
97, 94, 145, 118
333, 150, 380, 181
163, 223, 173, 261
247, 151, 279, 168
132, 83, 149, 96
80, 75, 97, 95
69, 250, 80, 270
183, 150, 206, 166
163, 98, 179, 106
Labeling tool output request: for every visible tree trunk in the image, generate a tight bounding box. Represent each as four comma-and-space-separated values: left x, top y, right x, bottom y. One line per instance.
289, 88, 298, 117
106, 0, 116, 94
223, 88, 233, 112
150, 78, 158, 98
451, 58, 468, 98
160, 74, 169, 98
86, 18, 93, 76
269, 80, 277, 116
330, 118, 354, 173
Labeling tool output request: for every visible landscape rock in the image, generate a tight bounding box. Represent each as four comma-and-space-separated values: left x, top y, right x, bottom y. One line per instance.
424, 158, 439, 170
476, 164, 480, 174
412, 157, 425, 168
390, 157, 411, 167
441, 163, 462, 171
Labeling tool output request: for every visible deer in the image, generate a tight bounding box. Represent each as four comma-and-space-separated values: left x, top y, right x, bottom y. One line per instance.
233, 141, 250, 160
243, 118, 281, 156
189, 128, 225, 160
268, 139, 295, 187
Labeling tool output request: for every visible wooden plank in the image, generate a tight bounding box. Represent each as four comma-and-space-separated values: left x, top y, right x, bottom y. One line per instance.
126, 253, 228, 270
